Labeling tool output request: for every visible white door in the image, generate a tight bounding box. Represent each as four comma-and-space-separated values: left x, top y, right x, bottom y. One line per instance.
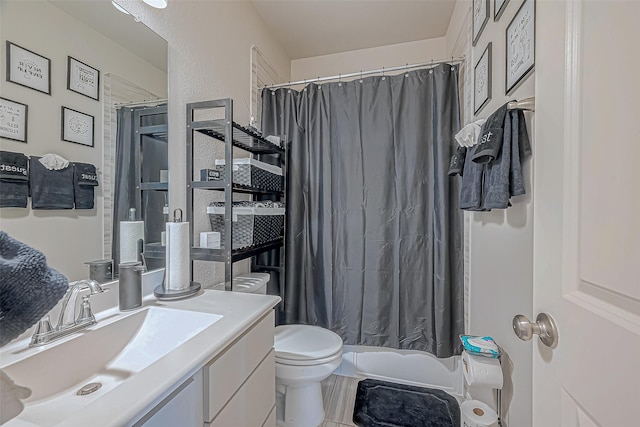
532, 1, 640, 426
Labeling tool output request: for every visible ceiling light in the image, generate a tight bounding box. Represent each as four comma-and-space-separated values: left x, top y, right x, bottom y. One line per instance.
142, 0, 168, 9
111, 1, 130, 14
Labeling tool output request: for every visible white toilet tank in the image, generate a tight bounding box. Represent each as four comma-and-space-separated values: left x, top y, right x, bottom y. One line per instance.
209, 272, 270, 294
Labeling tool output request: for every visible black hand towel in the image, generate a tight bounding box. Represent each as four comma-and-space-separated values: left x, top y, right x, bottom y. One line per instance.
29, 157, 74, 209
0, 231, 69, 346
0, 151, 29, 208
73, 162, 99, 209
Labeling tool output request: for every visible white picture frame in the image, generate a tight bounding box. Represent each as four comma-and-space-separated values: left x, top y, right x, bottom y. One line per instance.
473, 0, 489, 46
506, 0, 536, 94
0, 97, 28, 143
61, 107, 94, 147
6, 41, 51, 95
494, 0, 510, 21
474, 43, 492, 115
67, 56, 100, 101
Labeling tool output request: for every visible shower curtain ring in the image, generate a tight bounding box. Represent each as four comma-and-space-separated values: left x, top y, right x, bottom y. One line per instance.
338, 73, 342, 86
360, 70, 363, 83
382, 67, 386, 80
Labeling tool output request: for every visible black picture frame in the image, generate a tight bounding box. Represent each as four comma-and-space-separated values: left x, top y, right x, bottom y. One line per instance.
474, 43, 493, 115
67, 56, 100, 101
472, 0, 490, 47
0, 97, 28, 143
494, 0, 510, 21
61, 106, 94, 147
505, 0, 536, 95
5, 41, 51, 95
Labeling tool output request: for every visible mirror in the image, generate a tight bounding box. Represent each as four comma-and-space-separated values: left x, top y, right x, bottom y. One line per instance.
0, 0, 168, 281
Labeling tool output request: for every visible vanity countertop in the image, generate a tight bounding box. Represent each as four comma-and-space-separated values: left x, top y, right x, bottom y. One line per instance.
1, 289, 281, 427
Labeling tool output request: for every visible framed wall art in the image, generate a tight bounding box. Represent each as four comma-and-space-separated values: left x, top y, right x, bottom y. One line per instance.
474, 43, 492, 115
494, 0, 510, 21
506, 0, 535, 94
473, 0, 489, 46
0, 97, 28, 143
67, 56, 100, 100
61, 107, 94, 147
6, 41, 51, 95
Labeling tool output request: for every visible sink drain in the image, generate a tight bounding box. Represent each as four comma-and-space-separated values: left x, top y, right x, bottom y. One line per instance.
77, 382, 102, 396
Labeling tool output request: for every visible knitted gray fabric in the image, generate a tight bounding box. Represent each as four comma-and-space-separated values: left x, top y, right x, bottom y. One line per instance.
0, 232, 69, 346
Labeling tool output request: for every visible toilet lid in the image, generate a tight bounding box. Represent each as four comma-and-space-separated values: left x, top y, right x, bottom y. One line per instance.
274, 325, 343, 361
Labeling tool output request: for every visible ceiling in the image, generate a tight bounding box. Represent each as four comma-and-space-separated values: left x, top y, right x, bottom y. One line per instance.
250, 0, 457, 59
48, 0, 168, 72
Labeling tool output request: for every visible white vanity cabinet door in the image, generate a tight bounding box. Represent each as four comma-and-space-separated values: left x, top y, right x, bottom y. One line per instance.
134, 371, 204, 427
209, 349, 275, 427
204, 311, 275, 423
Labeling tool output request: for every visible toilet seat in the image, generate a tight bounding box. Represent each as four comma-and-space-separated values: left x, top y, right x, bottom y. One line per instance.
275, 325, 343, 366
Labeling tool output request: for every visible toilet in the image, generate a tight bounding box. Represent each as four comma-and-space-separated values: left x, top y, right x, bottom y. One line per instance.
274, 324, 343, 427
215, 273, 344, 427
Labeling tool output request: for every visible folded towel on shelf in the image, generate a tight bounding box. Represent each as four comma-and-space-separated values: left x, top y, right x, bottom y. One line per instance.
454, 119, 486, 147
73, 162, 99, 209
460, 335, 500, 358
38, 153, 69, 171
0, 151, 29, 208
0, 231, 69, 347
29, 157, 74, 209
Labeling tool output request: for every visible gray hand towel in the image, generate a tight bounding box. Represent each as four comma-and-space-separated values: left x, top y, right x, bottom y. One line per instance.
459, 148, 485, 211
29, 157, 74, 209
73, 162, 99, 209
0, 151, 29, 208
448, 146, 467, 176
482, 109, 531, 210
0, 232, 69, 346
472, 103, 508, 164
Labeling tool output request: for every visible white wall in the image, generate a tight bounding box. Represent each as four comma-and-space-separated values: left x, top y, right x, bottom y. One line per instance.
116, 0, 291, 287
291, 37, 447, 82
0, 1, 167, 281
452, 0, 535, 425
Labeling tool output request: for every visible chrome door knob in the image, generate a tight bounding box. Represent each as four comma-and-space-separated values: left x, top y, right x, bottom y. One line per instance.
512, 313, 558, 348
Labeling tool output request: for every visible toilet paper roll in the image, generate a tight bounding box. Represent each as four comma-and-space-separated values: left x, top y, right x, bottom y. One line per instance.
460, 400, 498, 427
462, 351, 503, 389
120, 221, 144, 263
165, 221, 190, 291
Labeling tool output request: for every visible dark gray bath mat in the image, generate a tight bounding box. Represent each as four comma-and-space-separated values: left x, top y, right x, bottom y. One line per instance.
353, 379, 460, 427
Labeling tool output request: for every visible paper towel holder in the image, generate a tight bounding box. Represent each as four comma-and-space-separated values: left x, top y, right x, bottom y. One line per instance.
154, 208, 202, 300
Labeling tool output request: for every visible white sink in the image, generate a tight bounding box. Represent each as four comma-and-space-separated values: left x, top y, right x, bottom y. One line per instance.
1, 306, 222, 426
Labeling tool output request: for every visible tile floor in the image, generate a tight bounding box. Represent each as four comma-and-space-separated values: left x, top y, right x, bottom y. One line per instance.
320, 375, 362, 427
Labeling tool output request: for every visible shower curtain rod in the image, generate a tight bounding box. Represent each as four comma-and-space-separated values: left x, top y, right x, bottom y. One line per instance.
264, 56, 465, 89
114, 99, 167, 108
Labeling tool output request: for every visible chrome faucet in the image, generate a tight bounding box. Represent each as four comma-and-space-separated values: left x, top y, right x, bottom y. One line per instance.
30, 280, 107, 347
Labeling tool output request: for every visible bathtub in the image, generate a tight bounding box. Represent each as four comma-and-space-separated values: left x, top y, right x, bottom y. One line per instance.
335, 345, 464, 400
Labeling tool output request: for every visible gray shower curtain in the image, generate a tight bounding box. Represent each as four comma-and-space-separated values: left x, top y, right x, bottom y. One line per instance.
262, 64, 463, 357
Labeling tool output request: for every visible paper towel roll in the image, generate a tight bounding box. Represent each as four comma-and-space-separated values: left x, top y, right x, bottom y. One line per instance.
462, 351, 503, 389
165, 221, 190, 291
120, 221, 144, 263
461, 400, 498, 427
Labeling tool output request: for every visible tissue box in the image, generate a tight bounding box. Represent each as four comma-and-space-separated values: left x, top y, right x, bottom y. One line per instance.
199, 231, 221, 249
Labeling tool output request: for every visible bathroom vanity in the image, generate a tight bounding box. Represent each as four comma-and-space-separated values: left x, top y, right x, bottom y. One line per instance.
0, 286, 280, 427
